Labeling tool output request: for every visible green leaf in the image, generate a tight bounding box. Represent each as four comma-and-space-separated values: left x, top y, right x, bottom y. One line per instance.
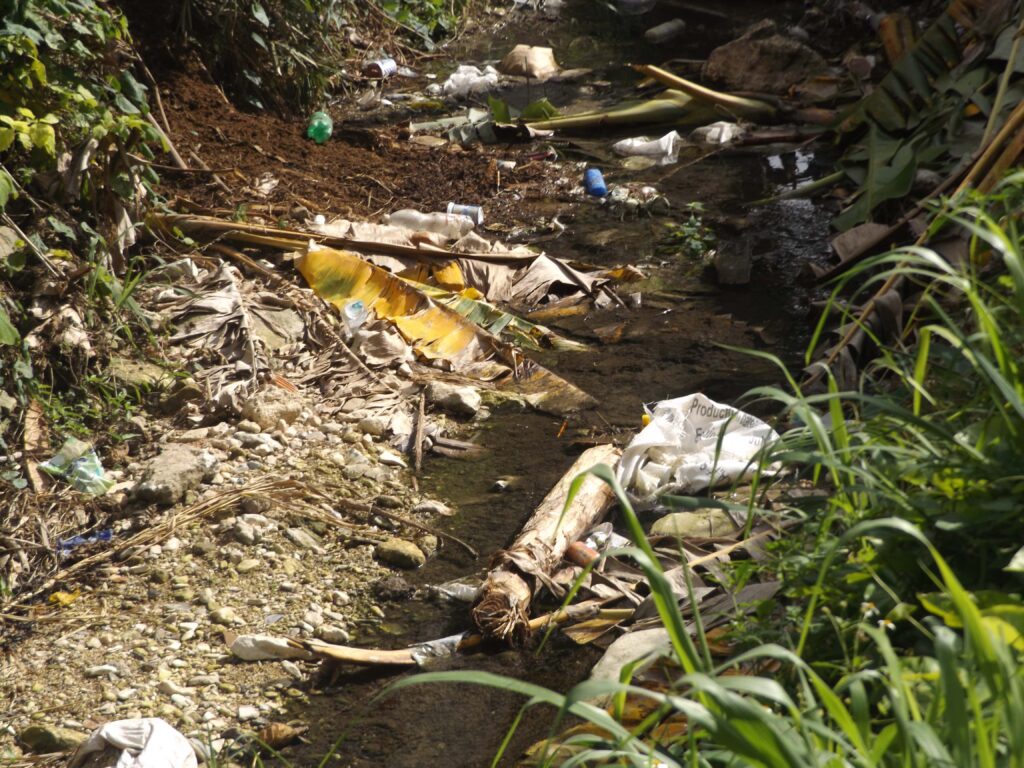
1006, 545, 1024, 572
0, 170, 16, 211
488, 95, 511, 124
28, 122, 56, 156
0, 128, 15, 153
251, 2, 270, 27
0, 306, 19, 346
119, 70, 148, 106
520, 98, 560, 121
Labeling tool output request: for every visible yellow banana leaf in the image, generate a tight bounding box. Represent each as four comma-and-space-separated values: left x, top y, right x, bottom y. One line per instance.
296, 247, 595, 414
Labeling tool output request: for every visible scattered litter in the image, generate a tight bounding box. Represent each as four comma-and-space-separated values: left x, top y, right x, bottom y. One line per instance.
69, 718, 197, 768
59, 528, 113, 555
644, 18, 686, 44
690, 121, 745, 145
611, 131, 682, 165
498, 44, 559, 80
342, 299, 369, 339
364, 57, 397, 78
441, 65, 499, 99
616, 393, 780, 502
305, 111, 333, 144
409, 633, 464, 665
446, 202, 484, 225
384, 209, 475, 239
497, 160, 517, 171
230, 633, 315, 661
433, 578, 481, 603
39, 437, 114, 495
584, 167, 608, 197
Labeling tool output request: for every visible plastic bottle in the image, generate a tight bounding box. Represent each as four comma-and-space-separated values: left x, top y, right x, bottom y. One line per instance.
446, 202, 484, 225
584, 168, 608, 197
306, 111, 333, 144
644, 18, 686, 43
384, 209, 475, 239
343, 299, 368, 338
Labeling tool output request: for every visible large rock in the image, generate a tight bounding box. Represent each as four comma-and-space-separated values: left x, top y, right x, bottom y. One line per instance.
425, 381, 481, 418
241, 389, 303, 430
376, 538, 426, 569
132, 445, 217, 506
19, 724, 88, 754
704, 20, 827, 94
650, 509, 739, 539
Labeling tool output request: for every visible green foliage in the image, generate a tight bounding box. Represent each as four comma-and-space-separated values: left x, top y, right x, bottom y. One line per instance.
178, 0, 350, 112
380, 0, 468, 48
660, 202, 715, 260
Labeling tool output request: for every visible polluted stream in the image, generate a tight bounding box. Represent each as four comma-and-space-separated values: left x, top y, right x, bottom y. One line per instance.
278, 1, 832, 765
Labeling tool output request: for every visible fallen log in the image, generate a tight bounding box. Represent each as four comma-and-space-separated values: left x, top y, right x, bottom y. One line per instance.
472, 444, 621, 644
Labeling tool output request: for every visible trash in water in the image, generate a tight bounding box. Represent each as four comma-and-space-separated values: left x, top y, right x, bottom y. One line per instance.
616, 393, 780, 502
59, 528, 113, 555
690, 121, 745, 145
305, 111, 333, 144
446, 202, 484, 225
69, 718, 198, 768
364, 58, 397, 78
442, 65, 499, 99
432, 578, 481, 603
498, 45, 559, 80
409, 632, 464, 666
39, 437, 114, 495
584, 168, 608, 197
611, 131, 682, 165
644, 18, 686, 44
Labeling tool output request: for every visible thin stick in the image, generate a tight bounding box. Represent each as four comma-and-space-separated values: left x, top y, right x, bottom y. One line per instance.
631, 64, 777, 121
370, 504, 478, 558
414, 393, 425, 474
188, 149, 232, 195
145, 112, 188, 171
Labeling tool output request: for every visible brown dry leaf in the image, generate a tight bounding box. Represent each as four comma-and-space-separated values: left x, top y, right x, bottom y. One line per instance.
257, 722, 308, 750
48, 589, 80, 607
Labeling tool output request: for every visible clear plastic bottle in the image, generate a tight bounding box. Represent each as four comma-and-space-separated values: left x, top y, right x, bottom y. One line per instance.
342, 299, 368, 339
384, 209, 475, 239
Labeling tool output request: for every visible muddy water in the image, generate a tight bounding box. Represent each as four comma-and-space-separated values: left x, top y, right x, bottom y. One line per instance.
280, 1, 831, 765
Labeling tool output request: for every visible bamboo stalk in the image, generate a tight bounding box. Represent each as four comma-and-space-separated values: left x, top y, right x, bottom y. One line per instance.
631, 64, 778, 121
472, 444, 621, 644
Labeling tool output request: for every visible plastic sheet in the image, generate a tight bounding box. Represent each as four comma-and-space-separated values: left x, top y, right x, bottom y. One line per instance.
616, 393, 779, 501
611, 131, 682, 165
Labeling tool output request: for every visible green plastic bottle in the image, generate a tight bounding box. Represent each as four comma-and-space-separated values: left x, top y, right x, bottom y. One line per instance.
306, 111, 333, 144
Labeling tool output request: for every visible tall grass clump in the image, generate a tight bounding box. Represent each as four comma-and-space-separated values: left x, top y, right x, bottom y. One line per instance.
386, 175, 1024, 766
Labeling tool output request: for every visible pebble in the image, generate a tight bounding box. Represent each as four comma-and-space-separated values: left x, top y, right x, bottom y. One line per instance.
285, 528, 324, 553
116, 687, 137, 701
158, 681, 194, 696
376, 538, 426, 569
188, 674, 220, 687
209, 607, 240, 626
85, 636, 102, 650
234, 523, 257, 545
237, 558, 261, 574
237, 705, 260, 722
84, 664, 120, 679
413, 499, 453, 517
316, 625, 350, 644
331, 590, 351, 606
170, 693, 192, 709
302, 610, 324, 628
236, 420, 262, 434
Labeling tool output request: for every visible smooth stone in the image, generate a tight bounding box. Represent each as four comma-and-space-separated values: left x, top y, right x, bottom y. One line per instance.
375, 539, 426, 569
649, 509, 739, 539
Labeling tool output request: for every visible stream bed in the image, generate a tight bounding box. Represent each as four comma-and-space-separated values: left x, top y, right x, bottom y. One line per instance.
278, 1, 833, 765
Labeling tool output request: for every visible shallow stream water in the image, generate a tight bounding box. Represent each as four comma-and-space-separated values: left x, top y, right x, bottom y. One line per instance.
279, 1, 833, 764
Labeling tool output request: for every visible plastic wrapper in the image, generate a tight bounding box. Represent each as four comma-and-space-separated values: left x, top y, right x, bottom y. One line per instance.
616, 393, 780, 502
70, 718, 197, 768
611, 131, 682, 165
39, 437, 114, 495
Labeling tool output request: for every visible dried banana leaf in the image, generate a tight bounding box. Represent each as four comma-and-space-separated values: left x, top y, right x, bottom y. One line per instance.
296, 247, 595, 414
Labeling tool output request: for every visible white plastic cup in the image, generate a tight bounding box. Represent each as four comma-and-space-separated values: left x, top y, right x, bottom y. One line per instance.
343, 299, 368, 338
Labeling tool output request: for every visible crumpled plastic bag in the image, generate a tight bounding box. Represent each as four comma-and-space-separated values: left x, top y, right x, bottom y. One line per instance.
442, 65, 499, 98
611, 131, 682, 165
70, 717, 197, 768
616, 393, 779, 502
39, 437, 114, 496
690, 121, 745, 145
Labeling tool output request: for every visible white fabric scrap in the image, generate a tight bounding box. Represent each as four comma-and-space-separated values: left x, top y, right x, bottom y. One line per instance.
70, 718, 197, 768
616, 393, 779, 501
